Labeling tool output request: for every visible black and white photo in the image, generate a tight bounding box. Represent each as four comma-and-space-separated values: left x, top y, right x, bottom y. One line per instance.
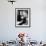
15, 8, 31, 27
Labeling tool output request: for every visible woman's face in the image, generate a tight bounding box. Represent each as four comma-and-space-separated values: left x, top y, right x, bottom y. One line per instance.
23, 11, 28, 18
20, 11, 28, 19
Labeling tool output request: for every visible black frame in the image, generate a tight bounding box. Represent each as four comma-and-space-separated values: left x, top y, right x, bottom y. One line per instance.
15, 8, 31, 28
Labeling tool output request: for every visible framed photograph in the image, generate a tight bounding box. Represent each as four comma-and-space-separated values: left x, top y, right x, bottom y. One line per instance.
15, 8, 31, 28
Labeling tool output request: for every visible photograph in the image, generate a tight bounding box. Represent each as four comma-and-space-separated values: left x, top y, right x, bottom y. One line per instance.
15, 8, 31, 27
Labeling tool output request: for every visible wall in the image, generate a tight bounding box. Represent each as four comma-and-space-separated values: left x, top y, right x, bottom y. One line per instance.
0, 0, 46, 42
